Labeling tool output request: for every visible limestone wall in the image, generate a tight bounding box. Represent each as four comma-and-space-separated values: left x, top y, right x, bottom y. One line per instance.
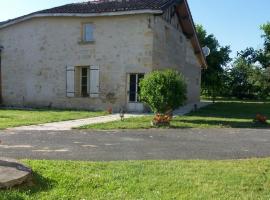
0, 14, 153, 111
152, 15, 201, 103
0, 12, 202, 112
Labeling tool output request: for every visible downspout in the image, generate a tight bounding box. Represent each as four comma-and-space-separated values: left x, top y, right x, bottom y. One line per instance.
0, 46, 3, 104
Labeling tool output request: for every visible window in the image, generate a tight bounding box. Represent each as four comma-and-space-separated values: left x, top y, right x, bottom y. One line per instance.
129, 73, 144, 102
66, 66, 100, 98
83, 23, 94, 42
81, 67, 89, 97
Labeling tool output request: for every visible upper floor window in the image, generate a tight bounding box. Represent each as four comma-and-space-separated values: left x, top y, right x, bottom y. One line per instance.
83, 23, 94, 42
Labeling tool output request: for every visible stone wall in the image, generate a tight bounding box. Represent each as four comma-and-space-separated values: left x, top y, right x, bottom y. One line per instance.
0, 14, 153, 111
0, 12, 201, 112
152, 15, 201, 103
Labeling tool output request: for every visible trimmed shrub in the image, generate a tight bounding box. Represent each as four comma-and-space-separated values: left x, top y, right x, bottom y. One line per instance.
139, 69, 187, 114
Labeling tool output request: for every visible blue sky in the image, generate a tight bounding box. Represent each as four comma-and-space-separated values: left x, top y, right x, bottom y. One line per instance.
189, 0, 269, 57
0, 0, 269, 58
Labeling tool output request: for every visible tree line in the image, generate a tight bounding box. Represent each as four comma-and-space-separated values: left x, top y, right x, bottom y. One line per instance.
197, 22, 270, 101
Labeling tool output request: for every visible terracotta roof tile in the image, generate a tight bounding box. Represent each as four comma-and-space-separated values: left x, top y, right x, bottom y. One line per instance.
36, 0, 173, 14
0, 0, 176, 26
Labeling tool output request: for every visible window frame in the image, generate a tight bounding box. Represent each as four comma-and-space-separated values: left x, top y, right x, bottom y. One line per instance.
80, 67, 89, 97
74, 66, 90, 98
128, 73, 145, 103
74, 65, 100, 98
81, 23, 94, 43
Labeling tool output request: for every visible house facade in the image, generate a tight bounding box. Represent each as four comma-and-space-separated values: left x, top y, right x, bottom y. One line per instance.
0, 0, 207, 112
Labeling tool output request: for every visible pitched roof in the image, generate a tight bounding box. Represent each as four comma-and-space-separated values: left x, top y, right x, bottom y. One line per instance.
0, 0, 207, 67
0, 0, 173, 26
0, 1, 167, 29
36, 0, 173, 14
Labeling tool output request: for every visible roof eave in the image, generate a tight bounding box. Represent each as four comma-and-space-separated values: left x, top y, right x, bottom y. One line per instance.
0, 10, 163, 29
176, 0, 208, 68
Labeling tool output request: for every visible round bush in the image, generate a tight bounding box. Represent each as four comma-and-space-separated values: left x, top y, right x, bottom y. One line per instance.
139, 70, 187, 114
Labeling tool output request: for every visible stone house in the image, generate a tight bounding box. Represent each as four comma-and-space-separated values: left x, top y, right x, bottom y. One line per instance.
0, 0, 207, 112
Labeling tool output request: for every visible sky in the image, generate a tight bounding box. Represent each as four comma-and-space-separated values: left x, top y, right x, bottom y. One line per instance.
189, 0, 270, 57
0, 0, 269, 58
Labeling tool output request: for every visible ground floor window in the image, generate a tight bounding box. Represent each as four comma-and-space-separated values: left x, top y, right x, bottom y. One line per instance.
66, 65, 99, 98
80, 67, 89, 97
129, 73, 144, 102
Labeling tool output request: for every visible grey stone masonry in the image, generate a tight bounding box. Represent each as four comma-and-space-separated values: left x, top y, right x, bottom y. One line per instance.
0, 158, 32, 189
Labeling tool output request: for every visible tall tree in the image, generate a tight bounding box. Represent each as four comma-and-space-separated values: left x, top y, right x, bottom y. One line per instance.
238, 22, 270, 68
227, 56, 270, 100
228, 57, 257, 99
196, 25, 231, 102
261, 23, 270, 53
236, 22, 270, 100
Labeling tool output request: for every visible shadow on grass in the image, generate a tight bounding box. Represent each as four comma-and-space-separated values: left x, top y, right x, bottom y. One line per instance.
154, 125, 194, 129
173, 119, 270, 129
0, 107, 105, 113
187, 102, 270, 121
1, 172, 56, 199
26, 172, 56, 194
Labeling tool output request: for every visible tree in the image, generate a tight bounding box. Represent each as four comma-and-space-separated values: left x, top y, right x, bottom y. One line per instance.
261, 23, 270, 53
255, 67, 270, 100
235, 22, 270, 100
226, 56, 270, 100
228, 57, 256, 99
259, 23, 270, 68
196, 25, 232, 102
139, 70, 187, 114
238, 22, 270, 68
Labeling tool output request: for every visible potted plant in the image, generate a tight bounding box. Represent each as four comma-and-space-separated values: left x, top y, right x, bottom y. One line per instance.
254, 114, 268, 124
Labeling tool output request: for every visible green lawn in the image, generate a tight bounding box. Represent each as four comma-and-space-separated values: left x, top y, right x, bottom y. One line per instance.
80, 102, 270, 129
2, 159, 270, 199
0, 109, 106, 129
201, 96, 270, 103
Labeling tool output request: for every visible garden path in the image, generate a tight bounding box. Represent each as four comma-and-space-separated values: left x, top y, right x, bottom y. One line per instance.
8, 101, 210, 131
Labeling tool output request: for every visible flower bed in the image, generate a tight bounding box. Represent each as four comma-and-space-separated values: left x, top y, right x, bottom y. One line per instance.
152, 114, 172, 127
254, 114, 268, 124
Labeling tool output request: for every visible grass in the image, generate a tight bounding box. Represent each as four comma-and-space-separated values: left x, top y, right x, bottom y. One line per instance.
1, 159, 270, 199
200, 96, 270, 102
80, 102, 270, 129
0, 109, 106, 129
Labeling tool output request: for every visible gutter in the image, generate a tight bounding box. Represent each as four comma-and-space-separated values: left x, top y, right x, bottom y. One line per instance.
182, 0, 208, 68
173, 0, 207, 68
0, 10, 163, 29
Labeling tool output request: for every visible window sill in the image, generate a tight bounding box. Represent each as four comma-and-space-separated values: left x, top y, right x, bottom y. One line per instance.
73, 95, 100, 99
78, 41, 95, 45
